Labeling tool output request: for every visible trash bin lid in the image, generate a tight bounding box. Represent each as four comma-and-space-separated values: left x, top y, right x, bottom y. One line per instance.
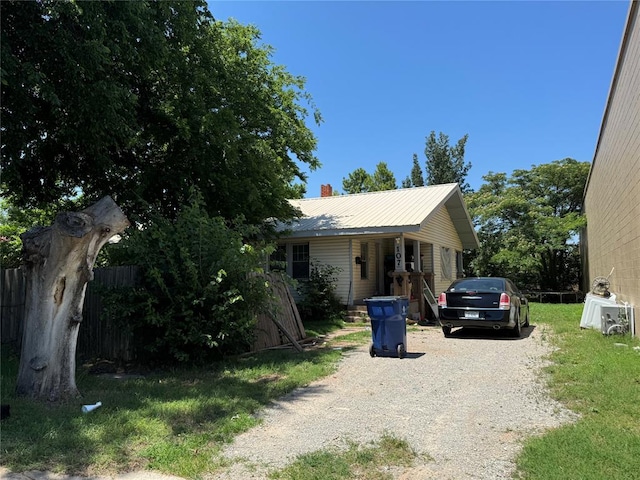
365, 295, 409, 303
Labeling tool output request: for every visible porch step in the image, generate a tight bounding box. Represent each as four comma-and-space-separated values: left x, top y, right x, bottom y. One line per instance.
344, 305, 370, 323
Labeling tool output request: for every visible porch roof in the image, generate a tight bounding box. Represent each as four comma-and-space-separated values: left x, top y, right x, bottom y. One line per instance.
280, 183, 479, 249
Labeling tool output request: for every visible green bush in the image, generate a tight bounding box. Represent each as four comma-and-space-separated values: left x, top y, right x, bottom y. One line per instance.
104, 193, 272, 365
297, 261, 343, 322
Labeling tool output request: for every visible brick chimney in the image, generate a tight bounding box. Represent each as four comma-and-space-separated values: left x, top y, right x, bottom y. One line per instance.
321, 184, 333, 197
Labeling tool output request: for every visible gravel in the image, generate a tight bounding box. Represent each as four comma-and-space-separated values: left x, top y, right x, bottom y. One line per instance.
209, 323, 579, 480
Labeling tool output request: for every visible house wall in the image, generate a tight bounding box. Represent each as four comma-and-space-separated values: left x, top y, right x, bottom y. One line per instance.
351, 238, 380, 301
584, 1, 640, 335
308, 237, 353, 304
410, 205, 464, 295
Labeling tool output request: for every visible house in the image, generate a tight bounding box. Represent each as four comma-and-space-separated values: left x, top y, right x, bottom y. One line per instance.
582, 0, 639, 336
274, 183, 479, 321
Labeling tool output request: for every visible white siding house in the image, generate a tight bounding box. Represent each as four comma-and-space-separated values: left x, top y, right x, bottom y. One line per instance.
275, 183, 479, 321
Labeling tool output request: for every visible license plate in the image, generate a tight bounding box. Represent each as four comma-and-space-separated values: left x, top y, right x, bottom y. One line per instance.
464, 311, 480, 319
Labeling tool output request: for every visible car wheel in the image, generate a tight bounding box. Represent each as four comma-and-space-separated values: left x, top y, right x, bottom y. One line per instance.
523, 309, 530, 328
442, 326, 452, 337
511, 314, 522, 338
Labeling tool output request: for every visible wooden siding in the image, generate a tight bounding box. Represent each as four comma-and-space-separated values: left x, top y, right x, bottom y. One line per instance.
410, 205, 463, 294
353, 238, 382, 301
309, 237, 352, 303
584, 1, 640, 335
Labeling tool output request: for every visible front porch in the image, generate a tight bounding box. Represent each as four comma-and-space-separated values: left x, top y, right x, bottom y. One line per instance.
348, 236, 440, 324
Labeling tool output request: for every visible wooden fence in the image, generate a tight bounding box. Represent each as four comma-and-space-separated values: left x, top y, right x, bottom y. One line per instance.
1, 267, 305, 362
1, 266, 140, 362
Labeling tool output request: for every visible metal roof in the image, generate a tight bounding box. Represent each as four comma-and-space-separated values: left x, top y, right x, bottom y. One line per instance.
280, 183, 479, 249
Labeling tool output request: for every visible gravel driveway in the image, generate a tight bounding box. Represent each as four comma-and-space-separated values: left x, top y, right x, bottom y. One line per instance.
209, 323, 579, 480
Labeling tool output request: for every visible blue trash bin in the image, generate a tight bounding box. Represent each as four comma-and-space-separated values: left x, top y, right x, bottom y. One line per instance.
365, 296, 409, 358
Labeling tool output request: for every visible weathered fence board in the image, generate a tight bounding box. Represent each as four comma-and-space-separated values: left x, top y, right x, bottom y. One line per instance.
2, 267, 305, 362
254, 273, 306, 351
78, 266, 139, 361
1, 266, 139, 362
1, 268, 26, 346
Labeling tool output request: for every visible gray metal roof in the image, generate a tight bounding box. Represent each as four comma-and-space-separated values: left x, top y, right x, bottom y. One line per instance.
280, 183, 479, 249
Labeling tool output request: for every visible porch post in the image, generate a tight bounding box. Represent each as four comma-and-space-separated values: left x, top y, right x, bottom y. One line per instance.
347, 238, 354, 305
392, 237, 411, 297
412, 240, 425, 322
394, 237, 406, 272
412, 240, 421, 272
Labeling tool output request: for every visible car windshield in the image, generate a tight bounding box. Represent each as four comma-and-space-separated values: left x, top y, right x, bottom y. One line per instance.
450, 278, 505, 292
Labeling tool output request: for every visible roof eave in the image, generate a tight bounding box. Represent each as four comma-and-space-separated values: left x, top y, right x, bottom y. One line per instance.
283, 224, 422, 238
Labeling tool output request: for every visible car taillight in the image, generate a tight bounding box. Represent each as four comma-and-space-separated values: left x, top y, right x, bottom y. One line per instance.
438, 292, 447, 307
499, 293, 510, 310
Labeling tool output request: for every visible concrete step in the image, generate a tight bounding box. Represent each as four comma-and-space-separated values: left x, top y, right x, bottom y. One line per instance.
344, 305, 370, 323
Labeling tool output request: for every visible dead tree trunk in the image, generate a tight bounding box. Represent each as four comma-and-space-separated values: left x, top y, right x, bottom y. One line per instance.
16, 196, 129, 402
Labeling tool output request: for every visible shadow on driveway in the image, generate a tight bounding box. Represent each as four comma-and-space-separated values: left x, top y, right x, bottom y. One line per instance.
443, 324, 536, 340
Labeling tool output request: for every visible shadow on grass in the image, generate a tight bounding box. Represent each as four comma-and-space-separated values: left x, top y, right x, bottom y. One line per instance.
0, 344, 344, 477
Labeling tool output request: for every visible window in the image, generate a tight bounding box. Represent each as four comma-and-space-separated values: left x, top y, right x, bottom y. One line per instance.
360, 242, 368, 279
292, 243, 310, 279
456, 250, 463, 278
441, 247, 452, 280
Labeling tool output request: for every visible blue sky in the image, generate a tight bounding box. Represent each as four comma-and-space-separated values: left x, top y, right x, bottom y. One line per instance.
209, 1, 630, 197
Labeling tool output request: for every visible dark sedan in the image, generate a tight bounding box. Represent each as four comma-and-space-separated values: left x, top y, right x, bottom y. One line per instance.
437, 277, 529, 337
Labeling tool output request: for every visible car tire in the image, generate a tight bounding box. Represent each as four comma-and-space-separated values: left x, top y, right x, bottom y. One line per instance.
511, 314, 522, 338
523, 309, 530, 328
442, 326, 452, 337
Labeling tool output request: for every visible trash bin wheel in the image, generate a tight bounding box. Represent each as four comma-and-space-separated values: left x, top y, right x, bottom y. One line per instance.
369, 343, 376, 357
397, 343, 406, 359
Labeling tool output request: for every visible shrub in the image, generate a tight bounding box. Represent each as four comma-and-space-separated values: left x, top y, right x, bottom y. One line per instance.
104, 192, 271, 365
297, 261, 343, 322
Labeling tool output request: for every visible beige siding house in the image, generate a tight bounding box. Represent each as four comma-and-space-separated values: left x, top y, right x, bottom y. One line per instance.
583, 1, 639, 335
275, 183, 479, 321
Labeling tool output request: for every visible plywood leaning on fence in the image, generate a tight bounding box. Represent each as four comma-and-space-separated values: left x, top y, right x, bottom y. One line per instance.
254, 273, 306, 352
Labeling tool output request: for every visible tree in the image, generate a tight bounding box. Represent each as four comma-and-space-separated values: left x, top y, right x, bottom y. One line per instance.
1, 197, 83, 268
1, 1, 320, 225
410, 153, 425, 187
402, 153, 425, 188
466, 158, 590, 290
16, 197, 129, 401
342, 168, 372, 194
370, 162, 397, 191
342, 162, 397, 194
424, 131, 471, 193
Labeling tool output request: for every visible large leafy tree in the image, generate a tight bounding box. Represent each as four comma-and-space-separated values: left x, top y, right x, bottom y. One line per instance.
467, 158, 590, 290
424, 131, 471, 193
1, 0, 320, 224
1, 0, 320, 399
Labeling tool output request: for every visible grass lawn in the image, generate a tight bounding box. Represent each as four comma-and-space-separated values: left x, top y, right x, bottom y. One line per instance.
516, 303, 640, 480
0, 331, 354, 478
